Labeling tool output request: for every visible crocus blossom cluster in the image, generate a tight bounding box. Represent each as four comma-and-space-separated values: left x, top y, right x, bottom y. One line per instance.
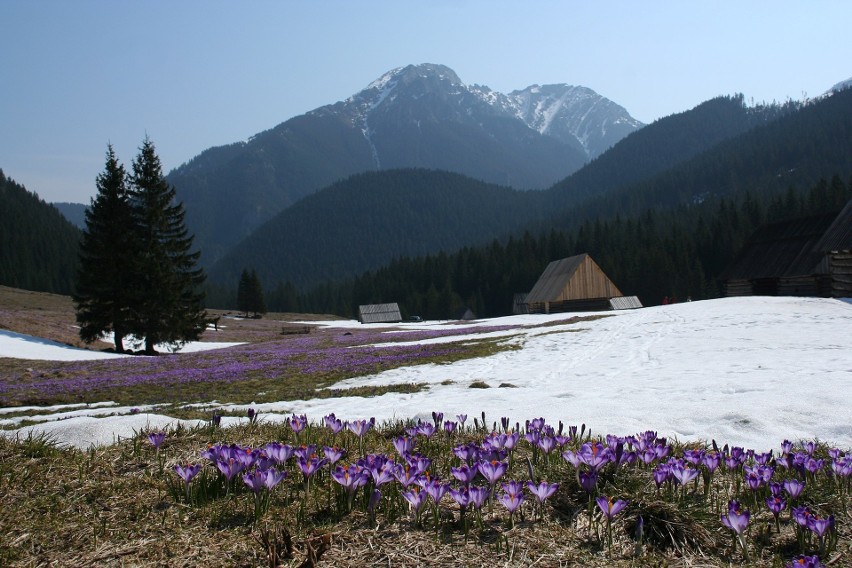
162, 413, 847, 562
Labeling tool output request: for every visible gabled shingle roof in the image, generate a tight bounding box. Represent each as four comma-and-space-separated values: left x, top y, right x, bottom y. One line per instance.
721, 199, 852, 281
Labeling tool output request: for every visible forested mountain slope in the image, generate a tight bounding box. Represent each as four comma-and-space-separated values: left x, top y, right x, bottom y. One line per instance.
208, 169, 533, 289
0, 171, 81, 294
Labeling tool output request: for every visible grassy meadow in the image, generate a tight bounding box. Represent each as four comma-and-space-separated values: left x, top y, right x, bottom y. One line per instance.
0, 286, 849, 567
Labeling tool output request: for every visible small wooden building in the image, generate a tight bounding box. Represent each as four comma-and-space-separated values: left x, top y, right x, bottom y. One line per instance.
358, 303, 402, 324
524, 253, 633, 313
721, 199, 852, 298
455, 307, 476, 321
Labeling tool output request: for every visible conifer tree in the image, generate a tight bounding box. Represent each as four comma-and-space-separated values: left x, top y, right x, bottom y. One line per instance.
248, 269, 267, 316
237, 268, 266, 317
74, 145, 136, 353
237, 269, 252, 316
128, 137, 207, 354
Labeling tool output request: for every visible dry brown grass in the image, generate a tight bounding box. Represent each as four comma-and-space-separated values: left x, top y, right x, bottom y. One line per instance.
1, 424, 849, 568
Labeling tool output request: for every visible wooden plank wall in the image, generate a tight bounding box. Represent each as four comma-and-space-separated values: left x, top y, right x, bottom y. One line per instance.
554, 256, 622, 302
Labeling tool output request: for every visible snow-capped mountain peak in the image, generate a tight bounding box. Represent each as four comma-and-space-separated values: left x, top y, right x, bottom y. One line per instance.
338, 64, 643, 160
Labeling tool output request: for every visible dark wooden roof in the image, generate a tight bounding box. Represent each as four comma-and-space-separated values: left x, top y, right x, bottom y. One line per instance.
813, 198, 852, 253
525, 255, 587, 304
721, 201, 851, 281
525, 253, 622, 303
358, 303, 402, 323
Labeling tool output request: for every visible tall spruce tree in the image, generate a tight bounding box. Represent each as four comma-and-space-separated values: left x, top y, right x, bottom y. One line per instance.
74, 145, 136, 353
237, 269, 252, 316
237, 268, 266, 317
248, 269, 266, 317
128, 137, 207, 354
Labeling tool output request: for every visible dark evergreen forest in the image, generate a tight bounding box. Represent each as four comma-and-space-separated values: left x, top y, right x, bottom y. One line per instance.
0, 170, 81, 294
281, 175, 852, 319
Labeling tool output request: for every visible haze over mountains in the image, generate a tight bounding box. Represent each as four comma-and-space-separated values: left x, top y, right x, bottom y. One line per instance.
165, 64, 644, 263
9, 65, 851, 314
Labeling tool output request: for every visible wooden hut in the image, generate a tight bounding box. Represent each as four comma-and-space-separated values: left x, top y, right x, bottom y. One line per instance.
358, 303, 402, 324
721, 199, 852, 297
524, 253, 631, 313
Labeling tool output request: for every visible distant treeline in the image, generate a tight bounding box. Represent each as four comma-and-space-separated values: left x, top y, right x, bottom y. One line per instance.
252, 175, 852, 319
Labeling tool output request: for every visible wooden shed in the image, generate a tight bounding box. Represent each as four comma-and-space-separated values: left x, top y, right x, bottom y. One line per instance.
721, 199, 852, 298
524, 253, 627, 313
358, 303, 402, 324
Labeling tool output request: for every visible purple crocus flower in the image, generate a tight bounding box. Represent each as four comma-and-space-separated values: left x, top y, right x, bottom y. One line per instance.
596, 496, 629, 519
293, 444, 317, 460
323, 445, 346, 465
478, 460, 508, 487
415, 421, 436, 438
264, 442, 294, 465
405, 453, 431, 474
784, 478, 805, 500
288, 413, 307, 434
393, 464, 423, 488
298, 455, 328, 479
766, 495, 787, 530
359, 454, 395, 486
720, 500, 750, 536
246, 407, 257, 424
146, 431, 166, 449
468, 485, 490, 510
579, 470, 599, 493
786, 555, 824, 567
652, 464, 670, 489
216, 458, 245, 482
504, 432, 520, 451
324, 413, 344, 435
450, 464, 478, 486
562, 449, 581, 469
235, 447, 260, 469
450, 486, 471, 509
243, 469, 267, 493
792, 505, 813, 528
262, 468, 286, 490
805, 458, 825, 475
456, 414, 467, 429
670, 462, 700, 486
485, 432, 508, 450
174, 463, 202, 483
368, 488, 381, 518
682, 448, 705, 465
501, 480, 525, 498
431, 411, 443, 426
576, 442, 612, 471
443, 421, 457, 435
524, 430, 541, 447
331, 464, 369, 495
702, 451, 721, 473
498, 489, 524, 515
453, 442, 479, 463
392, 436, 416, 457
174, 463, 202, 500
537, 436, 557, 455
640, 449, 658, 466
402, 487, 428, 513
424, 479, 450, 505
348, 418, 374, 438
807, 515, 834, 538
526, 480, 559, 503
832, 456, 852, 478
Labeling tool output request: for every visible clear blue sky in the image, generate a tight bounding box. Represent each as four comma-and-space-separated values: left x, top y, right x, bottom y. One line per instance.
2, 0, 850, 204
